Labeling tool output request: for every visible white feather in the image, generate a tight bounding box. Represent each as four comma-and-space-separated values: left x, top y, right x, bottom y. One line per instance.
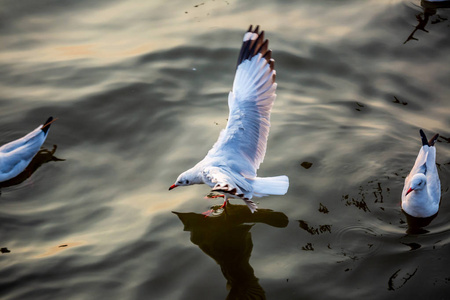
0, 124, 50, 182
402, 139, 441, 218
170, 26, 289, 213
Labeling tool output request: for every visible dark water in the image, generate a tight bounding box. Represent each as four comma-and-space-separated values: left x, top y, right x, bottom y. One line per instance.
1, 0, 449, 299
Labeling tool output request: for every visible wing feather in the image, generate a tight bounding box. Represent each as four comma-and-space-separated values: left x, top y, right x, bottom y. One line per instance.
425, 146, 440, 204
207, 26, 277, 177
403, 146, 428, 195
0, 125, 48, 179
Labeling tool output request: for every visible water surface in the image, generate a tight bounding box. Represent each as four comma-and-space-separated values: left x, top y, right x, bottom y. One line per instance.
1, 0, 449, 299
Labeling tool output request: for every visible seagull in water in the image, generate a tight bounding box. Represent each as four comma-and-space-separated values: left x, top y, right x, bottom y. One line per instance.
402, 129, 440, 218
169, 25, 289, 213
0, 117, 55, 183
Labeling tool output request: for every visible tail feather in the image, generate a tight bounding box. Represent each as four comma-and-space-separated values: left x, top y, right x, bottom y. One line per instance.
251, 175, 289, 197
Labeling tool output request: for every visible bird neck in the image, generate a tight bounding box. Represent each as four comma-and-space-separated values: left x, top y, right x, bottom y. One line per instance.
185, 167, 203, 184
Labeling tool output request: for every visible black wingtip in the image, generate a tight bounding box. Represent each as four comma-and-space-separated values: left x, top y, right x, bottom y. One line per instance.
419, 129, 428, 146
429, 133, 439, 146
236, 25, 273, 70
41, 116, 54, 134
419, 129, 439, 147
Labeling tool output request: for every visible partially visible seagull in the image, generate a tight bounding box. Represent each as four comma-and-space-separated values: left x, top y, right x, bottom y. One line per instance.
169, 25, 289, 213
402, 129, 440, 218
0, 117, 55, 182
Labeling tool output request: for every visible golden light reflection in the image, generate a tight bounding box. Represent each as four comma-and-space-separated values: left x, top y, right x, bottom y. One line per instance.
55, 44, 97, 58
119, 42, 158, 57
115, 187, 200, 216
35, 241, 84, 258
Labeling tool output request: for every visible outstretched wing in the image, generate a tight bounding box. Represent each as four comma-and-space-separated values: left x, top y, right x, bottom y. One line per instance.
206, 25, 277, 177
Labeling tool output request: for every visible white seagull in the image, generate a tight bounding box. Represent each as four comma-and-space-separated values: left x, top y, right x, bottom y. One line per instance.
169, 25, 289, 213
0, 117, 55, 183
401, 129, 440, 218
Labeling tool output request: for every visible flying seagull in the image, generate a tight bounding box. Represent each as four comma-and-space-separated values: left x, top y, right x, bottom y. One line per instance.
401, 129, 440, 218
0, 117, 55, 182
169, 25, 289, 213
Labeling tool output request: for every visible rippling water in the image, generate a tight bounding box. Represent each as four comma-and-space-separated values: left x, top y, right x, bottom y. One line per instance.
1, 0, 449, 299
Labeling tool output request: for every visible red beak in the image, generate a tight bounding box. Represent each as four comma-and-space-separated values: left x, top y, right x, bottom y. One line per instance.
169, 184, 178, 191
405, 187, 414, 196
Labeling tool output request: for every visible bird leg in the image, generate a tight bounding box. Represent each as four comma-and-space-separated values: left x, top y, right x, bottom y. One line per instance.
204, 194, 225, 199
202, 195, 229, 217
202, 209, 214, 217
220, 198, 229, 209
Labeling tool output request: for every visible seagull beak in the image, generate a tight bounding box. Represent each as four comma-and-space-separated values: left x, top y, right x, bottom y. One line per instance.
169, 184, 178, 191
405, 187, 414, 196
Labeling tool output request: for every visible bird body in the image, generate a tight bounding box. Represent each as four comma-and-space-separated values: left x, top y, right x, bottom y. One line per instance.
0, 117, 54, 182
170, 26, 289, 212
401, 129, 440, 218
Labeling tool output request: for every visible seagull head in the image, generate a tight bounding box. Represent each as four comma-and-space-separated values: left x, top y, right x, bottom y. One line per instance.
406, 173, 427, 196
169, 171, 196, 190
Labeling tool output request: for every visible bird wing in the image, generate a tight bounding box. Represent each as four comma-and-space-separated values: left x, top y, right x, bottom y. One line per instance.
0, 125, 43, 153
202, 166, 252, 195
402, 146, 428, 196
206, 25, 277, 178
0, 125, 47, 176
425, 146, 441, 204
203, 166, 258, 212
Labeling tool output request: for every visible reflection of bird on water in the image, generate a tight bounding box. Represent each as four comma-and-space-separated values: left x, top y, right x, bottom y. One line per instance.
402, 209, 437, 234
169, 25, 289, 214
404, 0, 450, 44
174, 203, 288, 300
0, 145, 64, 189
0, 117, 56, 183
402, 129, 440, 220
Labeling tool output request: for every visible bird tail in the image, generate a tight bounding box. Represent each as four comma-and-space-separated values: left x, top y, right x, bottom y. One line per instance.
251, 175, 289, 197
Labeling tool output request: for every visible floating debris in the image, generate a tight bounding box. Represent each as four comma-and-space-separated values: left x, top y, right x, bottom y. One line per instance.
298, 220, 332, 235
302, 243, 314, 251
392, 96, 408, 105
319, 203, 329, 214
388, 268, 418, 291
1, 247, 11, 254
301, 161, 313, 169
439, 135, 450, 143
